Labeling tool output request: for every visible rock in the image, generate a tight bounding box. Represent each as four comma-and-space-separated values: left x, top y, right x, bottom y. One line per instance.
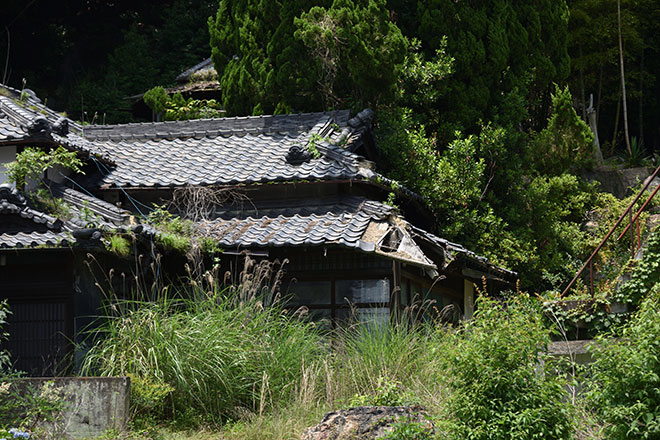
300, 405, 431, 440
579, 166, 652, 198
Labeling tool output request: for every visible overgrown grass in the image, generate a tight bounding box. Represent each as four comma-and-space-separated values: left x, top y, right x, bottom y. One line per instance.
82, 293, 324, 426
81, 259, 579, 438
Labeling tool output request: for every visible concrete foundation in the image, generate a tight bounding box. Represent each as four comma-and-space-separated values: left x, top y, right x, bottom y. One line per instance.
9, 376, 130, 438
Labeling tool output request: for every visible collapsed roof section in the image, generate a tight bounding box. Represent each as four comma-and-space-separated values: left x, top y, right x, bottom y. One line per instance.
197, 195, 516, 282
199, 196, 436, 272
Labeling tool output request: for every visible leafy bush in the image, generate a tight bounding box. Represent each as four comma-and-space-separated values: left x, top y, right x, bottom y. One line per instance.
5, 146, 84, 188
0, 381, 66, 433
614, 229, 660, 307
144, 86, 225, 121
440, 295, 573, 439
127, 374, 174, 427
384, 419, 436, 440
589, 285, 660, 439
348, 376, 413, 407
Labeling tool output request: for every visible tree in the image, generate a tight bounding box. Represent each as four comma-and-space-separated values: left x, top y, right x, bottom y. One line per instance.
209, 0, 407, 115
531, 85, 595, 175
294, 0, 407, 110
567, 0, 659, 156
209, 0, 327, 115
617, 0, 631, 155
412, 0, 570, 139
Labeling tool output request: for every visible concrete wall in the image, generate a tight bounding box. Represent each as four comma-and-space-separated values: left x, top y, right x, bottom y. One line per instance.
11, 376, 130, 438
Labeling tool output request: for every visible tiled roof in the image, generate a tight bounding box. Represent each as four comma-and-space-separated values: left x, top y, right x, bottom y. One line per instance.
0, 183, 133, 249
175, 57, 215, 83
48, 181, 131, 229
198, 196, 437, 270
410, 225, 518, 281
81, 110, 376, 188
0, 83, 380, 190
0, 113, 25, 141
0, 85, 111, 160
0, 184, 70, 248
0, 230, 71, 249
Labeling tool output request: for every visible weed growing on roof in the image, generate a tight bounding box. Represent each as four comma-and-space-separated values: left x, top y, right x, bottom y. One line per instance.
27, 188, 72, 220
147, 205, 195, 254
5, 146, 84, 188
306, 133, 328, 159
106, 233, 132, 257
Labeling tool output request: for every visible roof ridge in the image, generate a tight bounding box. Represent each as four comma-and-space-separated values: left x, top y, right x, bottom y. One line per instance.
84, 110, 352, 142
48, 181, 130, 225
0, 84, 83, 135
175, 57, 214, 83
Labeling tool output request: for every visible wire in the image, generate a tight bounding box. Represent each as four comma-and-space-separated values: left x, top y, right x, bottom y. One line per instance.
91, 158, 151, 218
57, 171, 97, 198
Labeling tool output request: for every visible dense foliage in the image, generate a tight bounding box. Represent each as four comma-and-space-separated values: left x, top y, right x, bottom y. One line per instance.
5, 146, 83, 188
143, 86, 225, 120
4, 0, 660, 287
589, 286, 660, 439
441, 296, 573, 439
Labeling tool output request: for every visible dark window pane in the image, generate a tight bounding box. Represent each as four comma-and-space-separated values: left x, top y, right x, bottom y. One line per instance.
286, 280, 331, 305
335, 279, 390, 304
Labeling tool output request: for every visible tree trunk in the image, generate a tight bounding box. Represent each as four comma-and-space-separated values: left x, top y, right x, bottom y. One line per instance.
618, 0, 631, 155
579, 44, 587, 121
597, 64, 603, 127
587, 94, 603, 165
611, 85, 621, 157
639, 46, 644, 146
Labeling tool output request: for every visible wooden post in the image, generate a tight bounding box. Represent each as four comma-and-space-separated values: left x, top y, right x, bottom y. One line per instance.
463, 279, 474, 320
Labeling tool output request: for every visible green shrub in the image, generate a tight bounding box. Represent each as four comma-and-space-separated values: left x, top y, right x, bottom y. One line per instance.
440, 295, 573, 439
530, 85, 594, 175
0, 381, 66, 432
128, 373, 174, 427
384, 419, 436, 440
589, 285, 660, 439
5, 146, 84, 188
348, 376, 413, 407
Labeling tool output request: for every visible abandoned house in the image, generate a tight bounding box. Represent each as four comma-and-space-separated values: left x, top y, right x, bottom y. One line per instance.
0, 83, 517, 375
